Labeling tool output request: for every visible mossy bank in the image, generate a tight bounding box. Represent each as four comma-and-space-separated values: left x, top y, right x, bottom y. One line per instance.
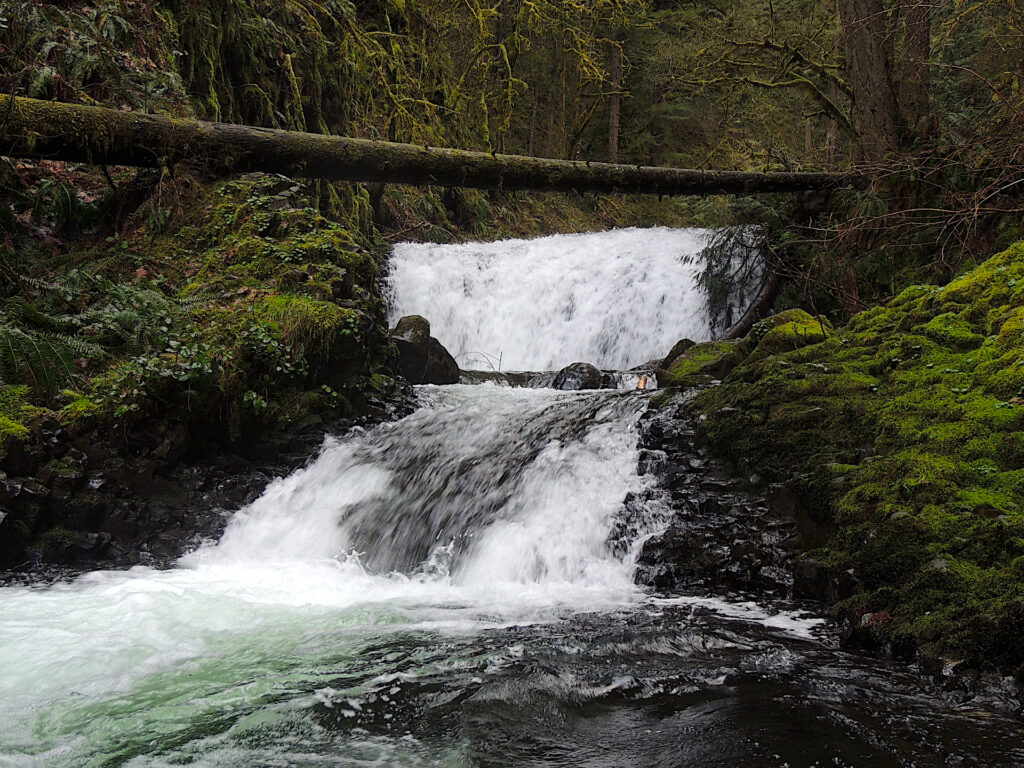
657, 243, 1024, 675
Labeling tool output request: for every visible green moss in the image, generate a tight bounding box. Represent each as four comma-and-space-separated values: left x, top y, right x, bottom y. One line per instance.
695, 241, 1024, 671
0, 386, 45, 448
917, 313, 984, 350
746, 308, 830, 363
258, 294, 363, 356
59, 390, 100, 424
659, 339, 744, 387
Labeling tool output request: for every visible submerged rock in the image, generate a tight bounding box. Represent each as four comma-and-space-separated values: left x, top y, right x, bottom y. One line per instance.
551, 362, 613, 390
391, 315, 459, 385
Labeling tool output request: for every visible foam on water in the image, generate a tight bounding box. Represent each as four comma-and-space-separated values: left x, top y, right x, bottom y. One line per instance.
386, 227, 714, 371
0, 385, 657, 763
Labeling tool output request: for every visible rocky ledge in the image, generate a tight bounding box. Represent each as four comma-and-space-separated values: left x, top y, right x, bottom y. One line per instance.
0, 388, 413, 580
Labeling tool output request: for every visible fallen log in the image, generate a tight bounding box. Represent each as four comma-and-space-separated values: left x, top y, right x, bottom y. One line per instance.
0, 95, 846, 196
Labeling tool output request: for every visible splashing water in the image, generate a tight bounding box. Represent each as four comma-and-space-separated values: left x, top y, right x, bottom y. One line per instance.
0, 230, 1021, 768
386, 227, 715, 370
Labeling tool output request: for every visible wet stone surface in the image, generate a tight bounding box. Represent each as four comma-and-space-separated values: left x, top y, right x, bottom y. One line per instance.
628, 394, 796, 598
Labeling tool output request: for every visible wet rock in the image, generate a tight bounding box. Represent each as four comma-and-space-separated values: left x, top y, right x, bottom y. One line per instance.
551, 362, 613, 391
391, 315, 460, 385
629, 405, 795, 598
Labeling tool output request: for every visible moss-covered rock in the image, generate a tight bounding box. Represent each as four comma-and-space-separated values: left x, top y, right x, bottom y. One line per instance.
694, 241, 1024, 672
746, 308, 831, 363
658, 339, 745, 387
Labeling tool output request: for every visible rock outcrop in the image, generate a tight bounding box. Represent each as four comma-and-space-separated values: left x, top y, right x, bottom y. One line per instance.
551, 362, 613, 390
390, 315, 460, 385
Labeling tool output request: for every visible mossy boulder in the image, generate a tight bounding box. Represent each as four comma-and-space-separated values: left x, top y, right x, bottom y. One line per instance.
658, 339, 745, 387
746, 309, 830, 363
693, 241, 1024, 671
661, 338, 697, 370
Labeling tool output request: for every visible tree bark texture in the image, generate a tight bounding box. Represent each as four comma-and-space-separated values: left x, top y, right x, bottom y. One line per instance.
898, 0, 934, 140
0, 95, 843, 196
608, 42, 621, 164
838, 0, 900, 160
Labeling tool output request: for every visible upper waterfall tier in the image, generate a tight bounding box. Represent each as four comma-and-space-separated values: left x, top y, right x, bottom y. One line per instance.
386, 227, 718, 371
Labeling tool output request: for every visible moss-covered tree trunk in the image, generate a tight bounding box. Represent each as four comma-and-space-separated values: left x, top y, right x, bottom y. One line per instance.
0, 95, 843, 195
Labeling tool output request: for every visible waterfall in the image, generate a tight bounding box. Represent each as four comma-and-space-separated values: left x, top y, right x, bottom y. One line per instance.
184, 385, 653, 586
0, 228, 1015, 768
385, 227, 715, 370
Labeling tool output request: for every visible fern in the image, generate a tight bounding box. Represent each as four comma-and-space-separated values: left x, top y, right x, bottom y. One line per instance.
0, 321, 102, 392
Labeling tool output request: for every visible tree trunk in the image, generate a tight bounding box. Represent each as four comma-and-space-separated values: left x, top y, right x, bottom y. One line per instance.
0, 95, 843, 195
608, 41, 622, 163
899, 0, 934, 141
528, 88, 539, 157
826, 78, 840, 169
837, 0, 900, 160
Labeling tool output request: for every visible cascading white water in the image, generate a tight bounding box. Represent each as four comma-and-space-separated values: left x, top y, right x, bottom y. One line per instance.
386, 227, 715, 371
183, 385, 652, 585
0, 386, 663, 765
0, 229, 841, 768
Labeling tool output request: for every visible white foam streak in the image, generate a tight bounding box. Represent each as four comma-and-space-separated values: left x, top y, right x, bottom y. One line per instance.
386, 227, 714, 370
459, 420, 639, 588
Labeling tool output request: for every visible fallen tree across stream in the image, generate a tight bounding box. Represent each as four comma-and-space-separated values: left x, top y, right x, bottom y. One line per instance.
1, 95, 847, 196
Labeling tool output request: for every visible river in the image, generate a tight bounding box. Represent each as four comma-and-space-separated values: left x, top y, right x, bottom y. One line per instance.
0, 229, 1021, 767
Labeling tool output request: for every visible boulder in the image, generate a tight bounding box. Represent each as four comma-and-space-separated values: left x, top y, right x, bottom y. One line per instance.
551, 362, 612, 390
660, 338, 696, 369
656, 339, 745, 388
391, 315, 459, 385
745, 309, 830, 363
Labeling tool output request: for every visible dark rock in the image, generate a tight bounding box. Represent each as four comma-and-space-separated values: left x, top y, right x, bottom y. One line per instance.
1, 435, 43, 476
552, 362, 613, 390
629, 404, 795, 598
391, 315, 460, 385
329, 269, 353, 299
424, 337, 460, 385
629, 359, 664, 372
792, 554, 829, 601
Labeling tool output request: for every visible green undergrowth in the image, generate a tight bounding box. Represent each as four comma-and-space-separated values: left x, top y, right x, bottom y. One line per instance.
694, 243, 1024, 673
0, 161, 689, 458
0, 174, 397, 447
0, 386, 44, 448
